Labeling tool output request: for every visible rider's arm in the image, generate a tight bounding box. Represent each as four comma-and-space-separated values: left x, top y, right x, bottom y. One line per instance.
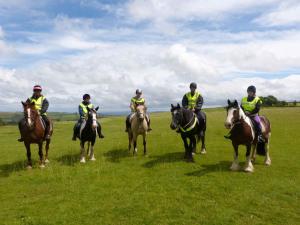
130, 100, 135, 111
79, 105, 84, 118
40, 98, 49, 114
195, 95, 203, 111
251, 102, 261, 114
182, 95, 188, 108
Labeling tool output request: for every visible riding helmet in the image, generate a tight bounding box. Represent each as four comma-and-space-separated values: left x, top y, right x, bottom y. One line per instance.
190, 82, 197, 89
33, 85, 42, 91
247, 85, 256, 93
83, 94, 91, 100
136, 89, 142, 94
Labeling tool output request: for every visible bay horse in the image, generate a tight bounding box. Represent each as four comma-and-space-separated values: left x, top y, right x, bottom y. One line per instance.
170, 103, 206, 162
128, 104, 148, 156
19, 101, 53, 168
224, 100, 271, 172
78, 107, 99, 163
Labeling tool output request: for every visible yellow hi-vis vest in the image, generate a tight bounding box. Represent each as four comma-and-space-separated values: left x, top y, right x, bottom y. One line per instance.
79, 103, 94, 117
30, 96, 46, 115
131, 97, 145, 105
185, 92, 201, 109
241, 96, 262, 113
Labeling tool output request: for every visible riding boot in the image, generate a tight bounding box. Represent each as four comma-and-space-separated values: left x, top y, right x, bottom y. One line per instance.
42, 115, 51, 140
146, 115, 152, 131
125, 117, 131, 132
256, 124, 264, 142
97, 122, 104, 138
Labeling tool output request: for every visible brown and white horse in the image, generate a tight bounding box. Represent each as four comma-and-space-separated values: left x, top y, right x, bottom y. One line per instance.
224, 100, 271, 172
19, 101, 53, 168
128, 105, 148, 156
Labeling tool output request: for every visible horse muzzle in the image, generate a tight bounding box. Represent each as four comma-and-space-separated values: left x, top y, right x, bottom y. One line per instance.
224, 122, 232, 129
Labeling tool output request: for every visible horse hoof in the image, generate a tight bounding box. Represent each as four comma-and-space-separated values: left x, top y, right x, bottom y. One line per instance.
192, 152, 195, 156
26, 165, 32, 170
45, 159, 50, 163
200, 149, 207, 154
39, 164, 45, 169
80, 158, 86, 163
230, 163, 240, 171
244, 167, 254, 173
264, 159, 271, 166
90, 157, 96, 161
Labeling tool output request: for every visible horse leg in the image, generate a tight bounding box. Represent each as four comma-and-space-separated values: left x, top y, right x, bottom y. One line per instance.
133, 136, 137, 156
182, 137, 189, 159
90, 142, 96, 161
200, 132, 206, 154
143, 134, 147, 156
45, 139, 50, 163
251, 143, 257, 163
264, 138, 271, 166
38, 142, 45, 168
25, 143, 32, 169
128, 132, 132, 152
230, 144, 240, 171
87, 142, 90, 156
80, 142, 86, 163
187, 137, 195, 162
244, 144, 254, 172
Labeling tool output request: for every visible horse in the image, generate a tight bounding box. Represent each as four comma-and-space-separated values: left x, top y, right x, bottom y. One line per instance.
128, 104, 148, 156
224, 100, 271, 172
78, 106, 100, 163
170, 103, 206, 162
19, 101, 53, 169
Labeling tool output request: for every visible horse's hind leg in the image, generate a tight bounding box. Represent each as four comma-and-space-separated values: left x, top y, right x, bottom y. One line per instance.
80, 142, 86, 163
38, 142, 45, 168
128, 132, 132, 152
90, 143, 96, 161
251, 143, 257, 163
264, 138, 271, 166
230, 144, 240, 171
45, 139, 50, 163
200, 132, 206, 154
244, 144, 254, 172
143, 134, 147, 156
25, 143, 32, 169
133, 138, 137, 156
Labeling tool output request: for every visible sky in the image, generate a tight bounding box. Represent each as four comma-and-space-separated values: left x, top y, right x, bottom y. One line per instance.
0, 0, 300, 112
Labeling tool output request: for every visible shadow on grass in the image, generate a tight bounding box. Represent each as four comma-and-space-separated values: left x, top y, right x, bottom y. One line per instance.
0, 160, 26, 177
143, 151, 184, 168
185, 161, 231, 177
103, 148, 130, 163
56, 152, 81, 166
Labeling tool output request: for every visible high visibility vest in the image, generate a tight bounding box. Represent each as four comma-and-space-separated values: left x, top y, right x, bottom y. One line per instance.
30, 96, 46, 115
241, 96, 262, 113
185, 92, 201, 109
131, 97, 145, 105
79, 103, 94, 117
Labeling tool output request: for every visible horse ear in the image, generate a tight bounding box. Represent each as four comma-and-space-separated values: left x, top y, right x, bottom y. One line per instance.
233, 100, 238, 107
171, 104, 174, 108
227, 99, 231, 105
21, 101, 26, 106
95, 106, 99, 111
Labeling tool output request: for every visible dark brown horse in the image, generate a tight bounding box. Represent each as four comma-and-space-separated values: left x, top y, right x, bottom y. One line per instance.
224, 100, 271, 172
19, 101, 53, 168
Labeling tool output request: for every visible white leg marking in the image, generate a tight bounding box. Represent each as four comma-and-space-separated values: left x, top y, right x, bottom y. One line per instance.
90, 145, 96, 161
80, 145, 86, 163
244, 156, 254, 172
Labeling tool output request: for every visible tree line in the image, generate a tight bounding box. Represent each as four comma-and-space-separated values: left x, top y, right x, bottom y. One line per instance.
259, 95, 299, 107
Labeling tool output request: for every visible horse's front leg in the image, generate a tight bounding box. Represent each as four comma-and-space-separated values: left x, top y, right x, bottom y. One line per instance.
264, 138, 271, 166
45, 139, 50, 163
133, 135, 137, 156
200, 132, 206, 154
244, 144, 254, 172
143, 134, 147, 156
90, 141, 96, 161
188, 136, 195, 162
182, 136, 189, 159
25, 142, 32, 169
38, 142, 45, 168
80, 141, 86, 163
230, 143, 240, 171
128, 132, 132, 152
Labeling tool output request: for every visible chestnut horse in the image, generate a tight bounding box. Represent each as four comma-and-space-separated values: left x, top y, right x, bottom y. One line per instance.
224, 100, 271, 172
19, 101, 53, 168
128, 105, 148, 156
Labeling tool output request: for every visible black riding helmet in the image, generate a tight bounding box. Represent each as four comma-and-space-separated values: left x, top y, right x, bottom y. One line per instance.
247, 85, 256, 93
83, 94, 91, 100
190, 82, 197, 89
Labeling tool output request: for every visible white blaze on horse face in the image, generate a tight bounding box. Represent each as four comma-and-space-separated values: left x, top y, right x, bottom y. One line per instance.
27, 108, 32, 126
171, 110, 178, 128
92, 111, 97, 128
225, 108, 235, 129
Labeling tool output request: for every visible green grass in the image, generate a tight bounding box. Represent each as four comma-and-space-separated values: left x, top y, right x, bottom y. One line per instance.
0, 108, 299, 225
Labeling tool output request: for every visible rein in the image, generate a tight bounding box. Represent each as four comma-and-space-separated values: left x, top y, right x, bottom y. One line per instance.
179, 113, 198, 133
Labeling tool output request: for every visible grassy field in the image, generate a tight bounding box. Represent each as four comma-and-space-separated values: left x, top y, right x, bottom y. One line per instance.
0, 107, 299, 225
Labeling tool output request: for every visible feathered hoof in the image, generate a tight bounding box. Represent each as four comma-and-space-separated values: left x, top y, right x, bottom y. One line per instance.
39, 164, 45, 169
80, 158, 86, 163
200, 148, 207, 154
244, 165, 254, 173
90, 157, 96, 161
45, 159, 50, 163
264, 159, 271, 166
230, 163, 240, 171
26, 165, 32, 170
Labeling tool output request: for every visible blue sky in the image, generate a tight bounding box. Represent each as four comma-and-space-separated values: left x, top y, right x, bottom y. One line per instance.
0, 0, 300, 112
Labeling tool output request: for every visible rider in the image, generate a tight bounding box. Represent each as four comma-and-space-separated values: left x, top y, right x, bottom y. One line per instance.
241, 85, 263, 141
125, 89, 152, 132
182, 82, 204, 125
18, 85, 51, 142
72, 94, 104, 141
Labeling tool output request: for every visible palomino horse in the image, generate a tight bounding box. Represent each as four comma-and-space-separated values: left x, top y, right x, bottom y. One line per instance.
128, 105, 148, 156
224, 100, 271, 172
78, 107, 100, 163
170, 104, 206, 162
19, 101, 53, 168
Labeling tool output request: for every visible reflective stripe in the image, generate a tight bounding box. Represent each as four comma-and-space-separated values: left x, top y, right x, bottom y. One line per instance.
131, 97, 145, 105
179, 116, 198, 133
30, 96, 46, 115
186, 92, 200, 109
79, 103, 94, 117
241, 96, 262, 113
